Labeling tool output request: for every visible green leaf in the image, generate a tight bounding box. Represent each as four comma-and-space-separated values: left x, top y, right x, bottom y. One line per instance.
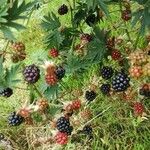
5, 63, 21, 86
41, 12, 61, 31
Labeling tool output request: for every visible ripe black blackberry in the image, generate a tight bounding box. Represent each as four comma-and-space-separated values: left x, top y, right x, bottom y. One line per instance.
58, 4, 68, 15
0, 88, 13, 97
112, 72, 130, 92
139, 89, 150, 97
23, 64, 40, 84
100, 84, 111, 95
100, 66, 114, 80
66, 126, 73, 135
55, 66, 65, 80
56, 117, 70, 133
82, 125, 93, 135
85, 90, 97, 102
85, 14, 96, 26
8, 112, 24, 126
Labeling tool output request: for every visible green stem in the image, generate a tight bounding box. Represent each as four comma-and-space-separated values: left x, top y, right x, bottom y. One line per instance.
33, 84, 43, 98
134, 32, 141, 50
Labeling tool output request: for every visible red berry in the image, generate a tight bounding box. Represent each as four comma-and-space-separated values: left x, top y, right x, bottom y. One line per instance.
71, 100, 81, 110
49, 48, 59, 58
54, 132, 68, 145
111, 49, 121, 60
80, 33, 92, 43
45, 74, 58, 85
129, 66, 143, 78
133, 102, 144, 116
121, 9, 132, 21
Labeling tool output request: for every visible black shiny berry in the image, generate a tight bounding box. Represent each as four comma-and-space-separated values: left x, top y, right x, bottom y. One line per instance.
58, 4, 68, 15
82, 125, 93, 135
23, 64, 40, 84
0, 88, 13, 97
100, 84, 111, 95
55, 66, 65, 80
66, 126, 73, 135
85, 14, 96, 26
85, 90, 97, 102
8, 112, 24, 126
56, 117, 70, 133
112, 72, 130, 92
100, 66, 114, 80
139, 89, 150, 98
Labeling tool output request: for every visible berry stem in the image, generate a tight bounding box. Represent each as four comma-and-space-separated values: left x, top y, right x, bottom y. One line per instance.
33, 84, 43, 98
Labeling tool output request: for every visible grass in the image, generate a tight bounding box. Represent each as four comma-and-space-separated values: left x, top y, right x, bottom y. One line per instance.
0, 1, 150, 150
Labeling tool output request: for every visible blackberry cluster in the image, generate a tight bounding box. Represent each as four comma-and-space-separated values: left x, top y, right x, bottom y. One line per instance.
23, 64, 40, 84
85, 90, 97, 102
0, 88, 13, 97
112, 72, 130, 92
55, 66, 65, 80
58, 4, 68, 15
100, 84, 111, 95
82, 125, 93, 135
100, 66, 114, 80
8, 112, 24, 126
85, 14, 96, 26
56, 117, 73, 135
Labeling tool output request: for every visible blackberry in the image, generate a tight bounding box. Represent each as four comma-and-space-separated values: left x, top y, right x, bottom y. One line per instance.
100, 66, 114, 80
85, 14, 96, 26
0, 133, 4, 140
66, 126, 73, 135
23, 64, 40, 84
8, 112, 24, 126
82, 125, 93, 135
56, 117, 70, 133
100, 84, 111, 95
85, 90, 97, 102
0, 88, 13, 97
139, 89, 150, 98
112, 72, 130, 92
58, 4, 68, 15
55, 66, 65, 80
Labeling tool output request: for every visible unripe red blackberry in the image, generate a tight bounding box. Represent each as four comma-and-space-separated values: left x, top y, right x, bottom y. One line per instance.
71, 99, 81, 110
106, 37, 115, 50
129, 66, 143, 78
45, 74, 58, 86
80, 109, 92, 120
133, 102, 144, 116
58, 4, 68, 15
18, 108, 30, 118
54, 132, 68, 145
49, 48, 59, 58
121, 9, 132, 21
23, 64, 40, 84
111, 49, 121, 60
